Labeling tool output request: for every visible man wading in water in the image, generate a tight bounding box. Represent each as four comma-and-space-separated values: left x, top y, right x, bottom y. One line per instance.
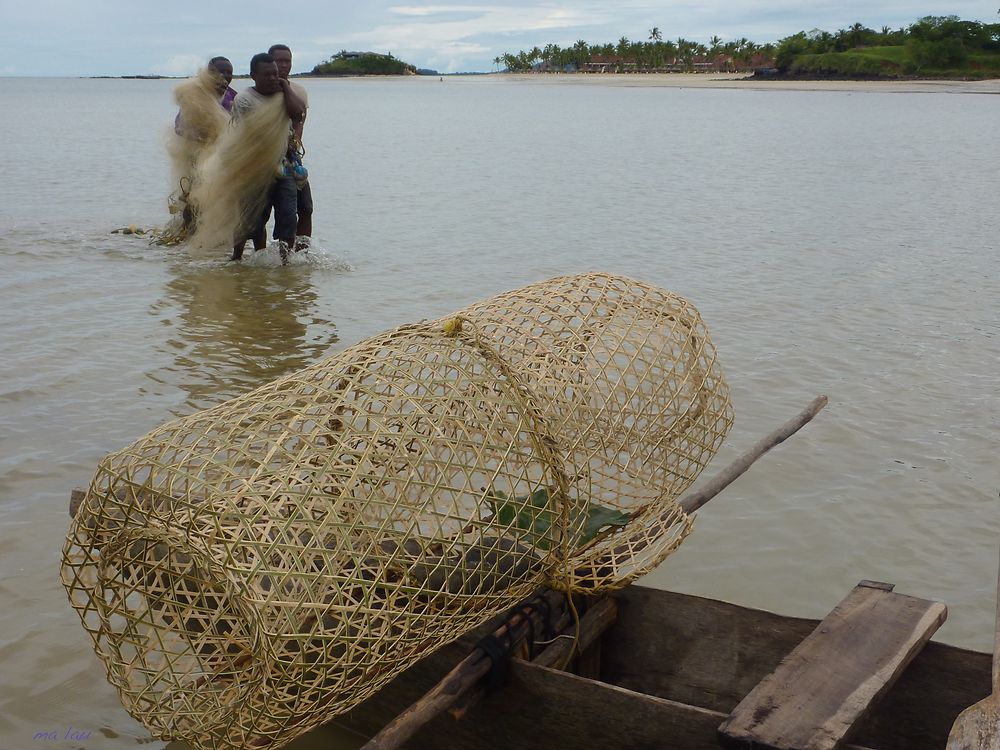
166, 56, 237, 240
269, 43, 313, 252
231, 52, 306, 262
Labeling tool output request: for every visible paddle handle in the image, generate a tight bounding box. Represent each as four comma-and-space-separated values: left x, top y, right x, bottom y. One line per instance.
994, 543, 1000, 694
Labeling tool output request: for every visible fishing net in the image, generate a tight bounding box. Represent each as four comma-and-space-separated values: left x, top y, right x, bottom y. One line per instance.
158, 68, 232, 246
185, 91, 289, 254
61, 272, 733, 750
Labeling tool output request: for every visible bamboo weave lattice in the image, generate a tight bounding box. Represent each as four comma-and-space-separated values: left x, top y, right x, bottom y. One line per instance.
61, 272, 733, 750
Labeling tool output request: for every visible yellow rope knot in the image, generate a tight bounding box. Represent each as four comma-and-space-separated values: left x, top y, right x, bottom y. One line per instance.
442, 317, 464, 336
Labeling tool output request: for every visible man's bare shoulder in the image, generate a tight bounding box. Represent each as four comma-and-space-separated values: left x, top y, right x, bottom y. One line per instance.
289, 81, 309, 107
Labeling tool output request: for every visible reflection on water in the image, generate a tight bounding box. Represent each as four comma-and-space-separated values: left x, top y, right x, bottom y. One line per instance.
151, 262, 340, 412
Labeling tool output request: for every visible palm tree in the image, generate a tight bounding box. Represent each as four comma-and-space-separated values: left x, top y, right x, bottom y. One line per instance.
848, 22, 868, 48
613, 37, 632, 71
649, 27, 662, 42
676, 37, 698, 69
662, 39, 678, 65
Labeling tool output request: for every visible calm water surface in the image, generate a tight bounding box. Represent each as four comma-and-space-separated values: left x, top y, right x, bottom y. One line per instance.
0, 76, 998, 748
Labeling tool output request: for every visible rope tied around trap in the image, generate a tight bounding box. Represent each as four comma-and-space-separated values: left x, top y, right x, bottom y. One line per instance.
442, 313, 576, 594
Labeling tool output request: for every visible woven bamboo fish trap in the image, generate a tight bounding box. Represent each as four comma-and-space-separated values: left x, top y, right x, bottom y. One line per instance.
61, 272, 733, 750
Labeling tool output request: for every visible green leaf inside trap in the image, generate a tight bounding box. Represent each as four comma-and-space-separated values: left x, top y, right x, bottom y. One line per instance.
485, 486, 631, 550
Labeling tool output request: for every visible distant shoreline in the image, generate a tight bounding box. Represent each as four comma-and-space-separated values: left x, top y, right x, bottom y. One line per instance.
87, 72, 1000, 93
90, 75, 176, 79
461, 72, 1000, 93
86, 73, 429, 80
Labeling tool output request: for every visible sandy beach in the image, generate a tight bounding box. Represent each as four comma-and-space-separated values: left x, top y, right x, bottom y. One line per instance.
451, 72, 1000, 94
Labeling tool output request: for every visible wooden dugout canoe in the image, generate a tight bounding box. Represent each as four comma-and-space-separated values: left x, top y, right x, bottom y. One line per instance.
331, 581, 990, 750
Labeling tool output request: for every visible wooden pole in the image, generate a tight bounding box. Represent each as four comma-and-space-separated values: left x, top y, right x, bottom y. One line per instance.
680, 394, 828, 514
447, 595, 614, 721
531, 596, 617, 669
446, 595, 575, 720
361, 588, 566, 750
578, 395, 828, 574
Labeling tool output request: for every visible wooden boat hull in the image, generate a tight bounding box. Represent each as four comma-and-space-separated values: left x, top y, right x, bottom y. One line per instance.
330, 584, 991, 749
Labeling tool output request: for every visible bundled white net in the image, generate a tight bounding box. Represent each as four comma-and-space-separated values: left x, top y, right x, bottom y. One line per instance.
159, 68, 232, 245
186, 93, 288, 253
159, 70, 289, 252
62, 272, 733, 749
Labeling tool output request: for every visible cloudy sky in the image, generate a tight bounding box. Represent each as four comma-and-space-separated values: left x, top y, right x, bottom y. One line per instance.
3, 1, 997, 76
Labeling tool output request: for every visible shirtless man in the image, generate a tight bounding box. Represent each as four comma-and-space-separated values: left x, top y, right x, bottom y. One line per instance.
269, 44, 313, 250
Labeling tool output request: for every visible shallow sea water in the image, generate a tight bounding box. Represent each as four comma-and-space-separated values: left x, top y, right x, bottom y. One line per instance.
0, 75, 998, 748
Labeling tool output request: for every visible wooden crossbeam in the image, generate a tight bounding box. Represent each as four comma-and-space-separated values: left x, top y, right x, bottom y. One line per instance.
718, 581, 947, 750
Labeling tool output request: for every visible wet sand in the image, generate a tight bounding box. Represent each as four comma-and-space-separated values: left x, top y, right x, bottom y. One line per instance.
463, 72, 1000, 94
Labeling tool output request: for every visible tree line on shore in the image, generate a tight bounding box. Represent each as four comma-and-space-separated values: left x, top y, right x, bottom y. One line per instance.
777, 15, 1000, 76
495, 31, 771, 73
497, 15, 1000, 77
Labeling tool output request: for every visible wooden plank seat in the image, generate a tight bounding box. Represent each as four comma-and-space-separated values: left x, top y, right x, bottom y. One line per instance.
718, 581, 948, 750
